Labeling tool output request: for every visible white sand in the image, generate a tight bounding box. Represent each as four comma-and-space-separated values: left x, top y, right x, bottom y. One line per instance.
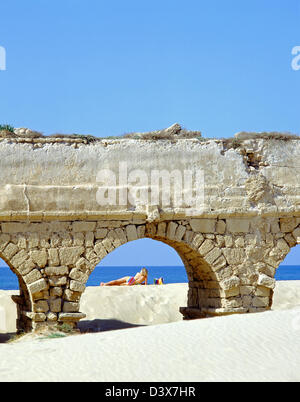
0, 281, 300, 382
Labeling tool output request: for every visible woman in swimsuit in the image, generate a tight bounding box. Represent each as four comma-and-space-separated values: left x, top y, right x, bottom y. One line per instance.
100, 268, 148, 286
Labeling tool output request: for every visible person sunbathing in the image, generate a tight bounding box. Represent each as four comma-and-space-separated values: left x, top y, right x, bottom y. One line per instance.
100, 268, 148, 286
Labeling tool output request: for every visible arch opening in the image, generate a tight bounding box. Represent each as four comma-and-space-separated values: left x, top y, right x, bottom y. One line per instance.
88, 238, 188, 285
78, 221, 225, 332
0, 256, 22, 341
79, 238, 189, 332
275, 244, 300, 281
271, 242, 300, 310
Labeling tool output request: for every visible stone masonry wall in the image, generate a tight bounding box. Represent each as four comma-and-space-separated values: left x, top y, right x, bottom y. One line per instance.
0, 216, 299, 332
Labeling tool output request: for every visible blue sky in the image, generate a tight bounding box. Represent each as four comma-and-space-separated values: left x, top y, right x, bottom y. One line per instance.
0, 0, 299, 266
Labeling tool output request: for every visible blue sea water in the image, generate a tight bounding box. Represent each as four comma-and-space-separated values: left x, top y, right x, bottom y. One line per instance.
0, 265, 299, 290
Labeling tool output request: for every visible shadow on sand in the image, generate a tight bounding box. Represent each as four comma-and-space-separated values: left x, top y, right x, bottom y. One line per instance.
78, 319, 146, 334
0, 319, 145, 342
0, 333, 16, 343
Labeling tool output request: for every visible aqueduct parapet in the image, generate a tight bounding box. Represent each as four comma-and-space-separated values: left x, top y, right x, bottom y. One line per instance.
0, 129, 299, 331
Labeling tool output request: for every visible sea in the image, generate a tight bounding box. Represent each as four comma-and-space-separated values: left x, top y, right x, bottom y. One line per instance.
0, 265, 300, 290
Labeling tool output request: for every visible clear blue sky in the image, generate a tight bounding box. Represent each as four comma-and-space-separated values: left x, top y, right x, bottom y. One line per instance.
0, 0, 299, 265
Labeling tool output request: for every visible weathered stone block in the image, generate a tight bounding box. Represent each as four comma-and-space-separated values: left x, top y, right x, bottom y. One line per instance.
175, 225, 186, 241
40, 235, 50, 249
33, 300, 49, 313
252, 296, 269, 308
50, 287, 63, 297
2, 222, 27, 233
30, 250, 48, 267
63, 289, 81, 302
234, 237, 244, 248
198, 239, 214, 256
0, 234, 10, 252
73, 232, 85, 246
280, 217, 298, 233
220, 287, 240, 298
183, 230, 193, 244
69, 268, 88, 282
3, 243, 19, 260
70, 280, 85, 293
95, 228, 108, 239
224, 235, 233, 248
292, 227, 300, 243
58, 312, 86, 322
23, 312, 46, 322
167, 222, 178, 240
240, 285, 255, 295
255, 286, 271, 297
114, 228, 127, 244
49, 276, 67, 286
48, 248, 60, 266
50, 298, 62, 313
17, 235, 27, 249
85, 232, 94, 247
76, 257, 92, 273
242, 295, 253, 308
137, 225, 145, 239
72, 221, 96, 232
157, 222, 167, 237
60, 233, 73, 247
220, 276, 240, 290
276, 238, 290, 254
10, 249, 28, 268
50, 233, 60, 248
257, 274, 276, 289
28, 278, 48, 295
126, 225, 138, 242
190, 219, 216, 233
211, 255, 227, 271
265, 233, 275, 247
216, 220, 226, 234
24, 269, 42, 284
94, 241, 108, 259
45, 266, 69, 276
190, 233, 204, 249
63, 302, 80, 313
221, 297, 243, 309
18, 259, 36, 276
216, 235, 225, 247
226, 219, 250, 233
270, 220, 280, 233
59, 246, 84, 265
204, 247, 222, 265
46, 312, 57, 321
284, 233, 296, 247
27, 232, 40, 248
222, 248, 245, 265
101, 237, 114, 252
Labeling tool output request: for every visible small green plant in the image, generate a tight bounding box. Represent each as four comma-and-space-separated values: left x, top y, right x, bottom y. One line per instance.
56, 322, 74, 333
40, 332, 67, 340
0, 124, 14, 133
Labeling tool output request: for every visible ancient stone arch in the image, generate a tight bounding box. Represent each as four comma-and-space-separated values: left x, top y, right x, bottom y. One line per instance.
0, 216, 298, 332
0, 130, 299, 332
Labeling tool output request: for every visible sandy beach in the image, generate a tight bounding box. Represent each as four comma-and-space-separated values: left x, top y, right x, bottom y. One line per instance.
0, 281, 300, 382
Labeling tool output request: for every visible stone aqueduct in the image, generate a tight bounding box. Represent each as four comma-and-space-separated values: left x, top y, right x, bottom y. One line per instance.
0, 130, 299, 332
